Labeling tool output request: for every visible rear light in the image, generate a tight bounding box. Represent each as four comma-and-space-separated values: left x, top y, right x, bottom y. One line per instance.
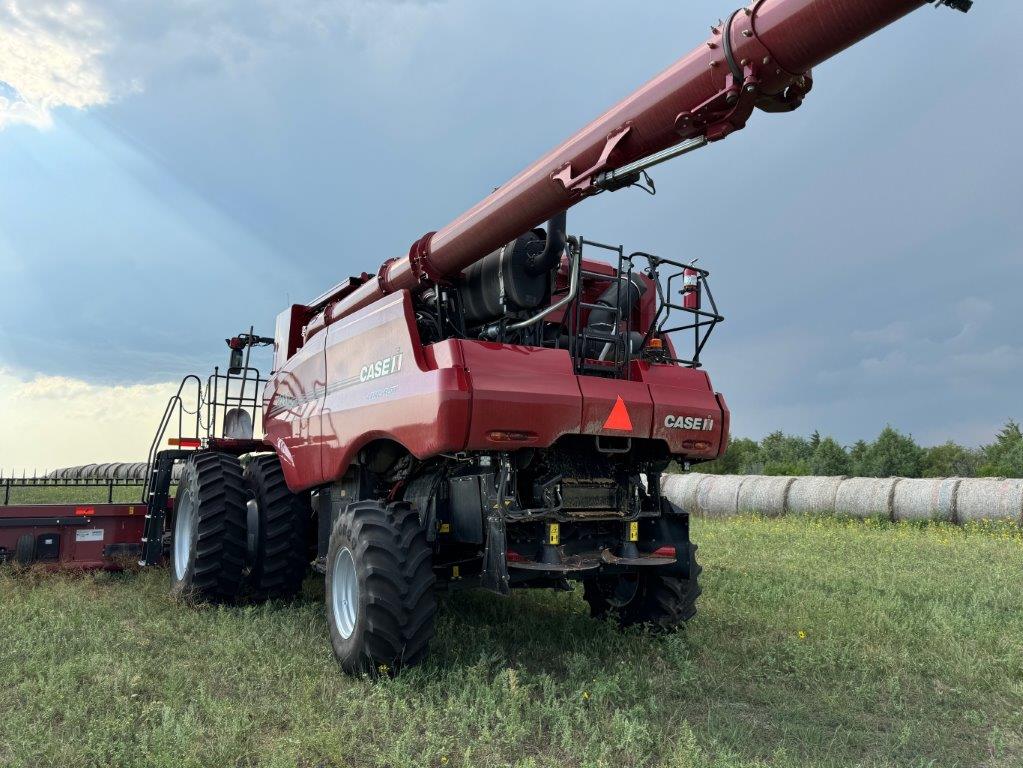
487, 431, 537, 443
168, 438, 202, 448
681, 439, 711, 451
506, 550, 525, 563
74, 506, 95, 517
651, 545, 676, 558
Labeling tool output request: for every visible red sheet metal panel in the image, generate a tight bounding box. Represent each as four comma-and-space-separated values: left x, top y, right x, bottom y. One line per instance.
459, 341, 582, 450
0, 503, 145, 570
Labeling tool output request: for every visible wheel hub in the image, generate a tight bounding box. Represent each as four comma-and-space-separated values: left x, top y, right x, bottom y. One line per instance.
331, 547, 359, 640
173, 487, 198, 580
246, 498, 259, 566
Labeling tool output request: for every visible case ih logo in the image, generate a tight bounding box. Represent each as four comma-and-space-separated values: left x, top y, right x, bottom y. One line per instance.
664, 415, 715, 431
360, 352, 404, 383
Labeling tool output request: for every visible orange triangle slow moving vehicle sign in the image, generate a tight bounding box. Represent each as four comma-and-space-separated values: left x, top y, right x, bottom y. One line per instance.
602, 395, 633, 432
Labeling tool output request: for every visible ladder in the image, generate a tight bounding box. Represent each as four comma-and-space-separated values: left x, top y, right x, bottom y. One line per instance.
139, 449, 190, 566
571, 240, 633, 379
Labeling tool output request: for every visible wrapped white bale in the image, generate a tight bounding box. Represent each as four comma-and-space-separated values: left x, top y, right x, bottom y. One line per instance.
835, 477, 899, 519
660, 472, 705, 514
695, 474, 745, 518
956, 478, 1023, 523
737, 475, 795, 517
786, 476, 846, 516
892, 477, 959, 522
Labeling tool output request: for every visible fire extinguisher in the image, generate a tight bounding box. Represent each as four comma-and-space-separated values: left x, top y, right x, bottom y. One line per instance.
682, 267, 700, 311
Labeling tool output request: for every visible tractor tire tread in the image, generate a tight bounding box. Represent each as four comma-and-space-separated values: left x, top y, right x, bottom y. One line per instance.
172, 452, 248, 603
327, 500, 436, 676
243, 454, 310, 601
583, 542, 701, 631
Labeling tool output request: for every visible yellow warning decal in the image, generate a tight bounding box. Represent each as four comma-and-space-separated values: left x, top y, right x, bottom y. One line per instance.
452, 565, 460, 578
628, 521, 639, 542
548, 523, 560, 546
439, 523, 451, 534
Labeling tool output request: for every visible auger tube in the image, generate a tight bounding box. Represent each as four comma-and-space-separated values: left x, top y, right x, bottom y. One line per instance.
329, 0, 968, 320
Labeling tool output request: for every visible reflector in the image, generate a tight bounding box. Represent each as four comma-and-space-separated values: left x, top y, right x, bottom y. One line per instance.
602, 396, 634, 432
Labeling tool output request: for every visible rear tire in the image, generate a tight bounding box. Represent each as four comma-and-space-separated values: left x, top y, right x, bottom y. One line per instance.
325, 500, 436, 676
170, 452, 248, 603
243, 454, 310, 601
583, 543, 702, 630
15, 534, 35, 565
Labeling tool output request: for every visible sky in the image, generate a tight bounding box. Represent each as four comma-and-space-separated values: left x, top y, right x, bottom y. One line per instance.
0, 0, 1019, 473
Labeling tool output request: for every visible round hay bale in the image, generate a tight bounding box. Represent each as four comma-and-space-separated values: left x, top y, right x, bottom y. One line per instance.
660, 472, 705, 514
736, 475, 794, 517
787, 476, 845, 516
695, 474, 744, 518
834, 477, 899, 519
956, 478, 1023, 523
892, 477, 957, 522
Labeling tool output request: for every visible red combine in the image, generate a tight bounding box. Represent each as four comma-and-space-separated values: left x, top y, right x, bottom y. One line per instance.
2, 0, 973, 675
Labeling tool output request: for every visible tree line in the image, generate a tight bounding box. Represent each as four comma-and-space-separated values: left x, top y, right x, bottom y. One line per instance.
698, 421, 1023, 478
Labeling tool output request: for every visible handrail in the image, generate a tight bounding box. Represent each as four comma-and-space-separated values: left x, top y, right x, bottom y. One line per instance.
141, 375, 202, 501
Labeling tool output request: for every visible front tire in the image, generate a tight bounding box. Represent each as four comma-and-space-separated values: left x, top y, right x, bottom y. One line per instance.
170, 452, 248, 603
325, 500, 436, 676
243, 454, 310, 601
583, 543, 702, 630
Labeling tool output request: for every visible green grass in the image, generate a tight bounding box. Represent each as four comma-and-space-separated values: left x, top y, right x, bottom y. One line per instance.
1, 484, 147, 505
1, 516, 1021, 768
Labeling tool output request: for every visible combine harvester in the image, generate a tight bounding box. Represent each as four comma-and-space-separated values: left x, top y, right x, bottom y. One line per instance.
1, 0, 974, 675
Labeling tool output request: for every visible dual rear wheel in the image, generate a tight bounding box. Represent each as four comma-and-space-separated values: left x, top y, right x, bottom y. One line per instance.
170, 452, 309, 603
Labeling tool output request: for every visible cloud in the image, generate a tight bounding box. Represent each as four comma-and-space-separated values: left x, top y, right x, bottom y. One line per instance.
0, 1, 111, 129
0, 0, 444, 130
0, 368, 178, 473
849, 297, 1020, 380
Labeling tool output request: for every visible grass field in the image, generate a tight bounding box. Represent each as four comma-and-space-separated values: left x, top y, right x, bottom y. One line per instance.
1, 514, 1021, 768
1, 484, 147, 505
